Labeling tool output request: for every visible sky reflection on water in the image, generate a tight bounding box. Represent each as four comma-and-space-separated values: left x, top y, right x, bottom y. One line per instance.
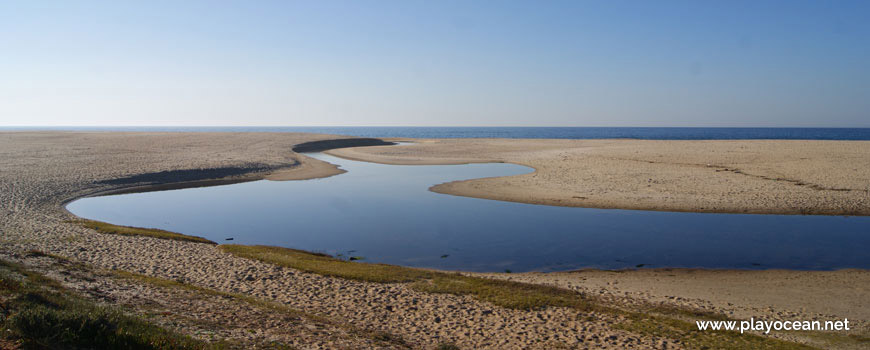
67, 153, 870, 272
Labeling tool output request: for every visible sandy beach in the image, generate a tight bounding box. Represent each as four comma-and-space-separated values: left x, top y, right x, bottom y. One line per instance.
328, 138, 870, 215
2, 131, 868, 349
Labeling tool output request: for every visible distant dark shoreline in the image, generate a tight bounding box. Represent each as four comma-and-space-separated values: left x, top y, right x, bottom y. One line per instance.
3, 126, 870, 140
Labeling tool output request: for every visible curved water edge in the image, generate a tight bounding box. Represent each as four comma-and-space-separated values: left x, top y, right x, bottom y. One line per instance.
60, 138, 398, 200
66, 147, 870, 272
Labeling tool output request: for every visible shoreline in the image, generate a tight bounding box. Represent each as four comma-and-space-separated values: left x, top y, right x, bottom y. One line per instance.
328, 138, 870, 216
3, 131, 868, 349
58, 137, 390, 204
38, 132, 870, 274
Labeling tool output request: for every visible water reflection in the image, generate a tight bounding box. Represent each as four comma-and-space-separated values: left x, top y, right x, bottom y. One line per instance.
67, 153, 870, 272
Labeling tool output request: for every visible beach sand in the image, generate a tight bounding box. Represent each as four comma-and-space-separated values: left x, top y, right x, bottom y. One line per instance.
328, 138, 870, 215
1, 131, 868, 349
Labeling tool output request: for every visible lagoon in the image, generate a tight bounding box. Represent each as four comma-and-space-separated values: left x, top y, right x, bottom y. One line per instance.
67, 153, 870, 272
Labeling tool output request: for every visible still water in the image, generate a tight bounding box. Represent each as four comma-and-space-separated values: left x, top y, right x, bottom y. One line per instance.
67, 153, 870, 272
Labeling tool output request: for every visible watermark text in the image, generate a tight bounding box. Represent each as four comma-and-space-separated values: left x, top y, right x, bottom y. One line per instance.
696, 318, 850, 334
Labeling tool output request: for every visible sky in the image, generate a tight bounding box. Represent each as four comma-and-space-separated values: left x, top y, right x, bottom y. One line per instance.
1, 1, 869, 127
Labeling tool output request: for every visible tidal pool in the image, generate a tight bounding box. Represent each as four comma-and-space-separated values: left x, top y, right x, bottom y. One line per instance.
67, 153, 870, 272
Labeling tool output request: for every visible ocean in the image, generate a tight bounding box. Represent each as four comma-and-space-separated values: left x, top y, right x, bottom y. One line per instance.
4, 126, 870, 140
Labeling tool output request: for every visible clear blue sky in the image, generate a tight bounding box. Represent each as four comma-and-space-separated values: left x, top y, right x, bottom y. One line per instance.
2, 1, 868, 127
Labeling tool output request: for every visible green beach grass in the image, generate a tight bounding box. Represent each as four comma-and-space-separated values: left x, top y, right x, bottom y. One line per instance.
220, 244, 824, 350
219, 245, 432, 283
62, 220, 825, 349
70, 219, 216, 244
0, 258, 212, 350
615, 312, 817, 350
220, 244, 594, 311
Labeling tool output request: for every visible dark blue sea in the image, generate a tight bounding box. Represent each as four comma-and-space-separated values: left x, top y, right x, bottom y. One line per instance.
5, 126, 870, 140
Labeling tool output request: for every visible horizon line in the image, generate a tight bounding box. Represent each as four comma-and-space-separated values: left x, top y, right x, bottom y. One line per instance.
3, 125, 870, 129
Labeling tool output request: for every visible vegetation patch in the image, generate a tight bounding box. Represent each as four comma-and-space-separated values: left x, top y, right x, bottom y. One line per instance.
615, 311, 819, 350
800, 329, 870, 349
220, 244, 818, 349
69, 219, 216, 244
16, 250, 409, 349
220, 245, 433, 283
0, 259, 210, 350
220, 244, 593, 311
411, 274, 593, 311
24, 249, 68, 261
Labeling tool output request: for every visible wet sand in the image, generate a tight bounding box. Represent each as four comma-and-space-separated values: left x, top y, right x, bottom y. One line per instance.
2, 131, 868, 349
